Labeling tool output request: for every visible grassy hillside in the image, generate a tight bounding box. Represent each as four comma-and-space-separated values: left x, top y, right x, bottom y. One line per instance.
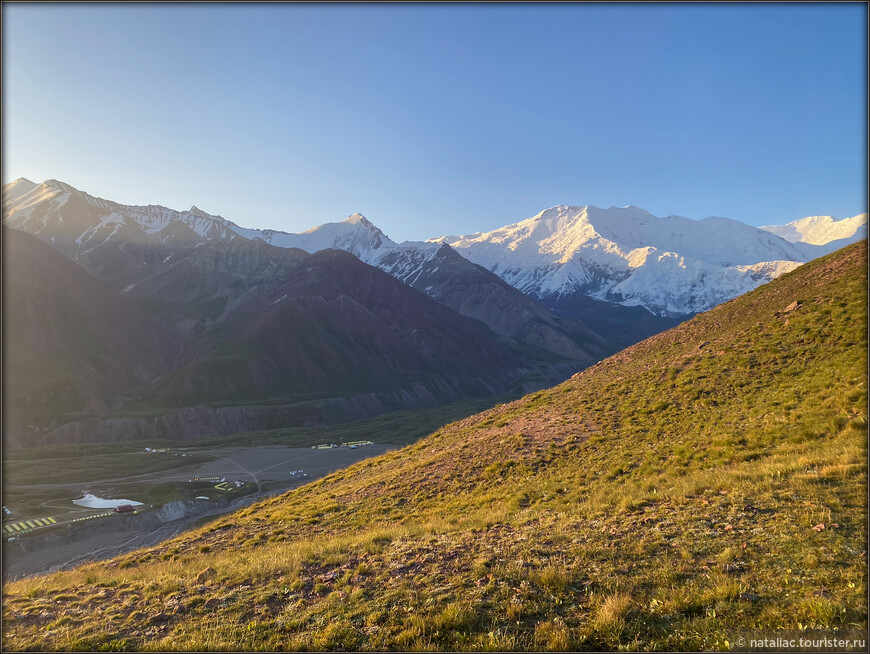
2, 242, 866, 651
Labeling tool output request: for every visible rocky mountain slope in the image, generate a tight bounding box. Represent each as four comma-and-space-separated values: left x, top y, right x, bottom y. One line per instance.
120, 241, 532, 410
3, 241, 864, 651
1, 227, 183, 445
4, 227, 565, 445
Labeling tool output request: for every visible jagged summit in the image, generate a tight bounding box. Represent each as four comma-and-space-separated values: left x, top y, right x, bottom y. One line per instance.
438, 204, 857, 316
343, 212, 372, 226
2, 179, 241, 254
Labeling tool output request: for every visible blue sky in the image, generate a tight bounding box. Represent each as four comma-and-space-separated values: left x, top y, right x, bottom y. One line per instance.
2, 3, 866, 242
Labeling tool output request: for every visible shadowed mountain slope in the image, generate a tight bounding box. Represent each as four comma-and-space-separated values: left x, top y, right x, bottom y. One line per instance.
3, 242, 865, 650
122, 243, 531, 411
381, 242, 610, 363
1, 227, 183, 445
4, 230, 555, 446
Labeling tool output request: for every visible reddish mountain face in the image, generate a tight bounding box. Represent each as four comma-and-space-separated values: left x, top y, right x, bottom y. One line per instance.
2, 229, 544, 445
125, 242, 530, 411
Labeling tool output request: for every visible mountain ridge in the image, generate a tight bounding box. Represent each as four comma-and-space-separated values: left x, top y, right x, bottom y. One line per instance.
4, 177, 864, 354
8, 177, 861, 323
2, 179, 615, 360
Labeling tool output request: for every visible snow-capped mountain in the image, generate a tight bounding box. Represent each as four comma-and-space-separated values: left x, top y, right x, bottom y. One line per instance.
231, 213, 402, 261
2, 178, 242, 249
431, 205, 859, 317
1, 179, 613, 363
760, 213, 867, 257
1, 179, 445, 296
228, 212, 459, 287
4, 177, 862, 325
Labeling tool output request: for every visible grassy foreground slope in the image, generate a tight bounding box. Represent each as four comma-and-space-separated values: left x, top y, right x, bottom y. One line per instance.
3, 243, 866, 651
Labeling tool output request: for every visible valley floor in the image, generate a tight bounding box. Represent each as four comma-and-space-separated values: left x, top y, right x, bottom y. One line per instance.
3, 442, 392, 581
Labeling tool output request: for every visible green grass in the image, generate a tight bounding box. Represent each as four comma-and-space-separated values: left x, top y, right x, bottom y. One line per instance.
2, 242, 866, 651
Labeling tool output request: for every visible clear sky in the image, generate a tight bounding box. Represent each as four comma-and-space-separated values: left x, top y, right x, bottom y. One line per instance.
2, 3, 866, 242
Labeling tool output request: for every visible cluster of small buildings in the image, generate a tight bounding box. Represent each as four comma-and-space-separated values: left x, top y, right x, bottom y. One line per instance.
311, 440, 373, 450
144, 447, 186, 456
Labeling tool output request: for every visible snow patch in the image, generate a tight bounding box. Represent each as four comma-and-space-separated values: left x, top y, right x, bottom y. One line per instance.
761, 213, 867, 246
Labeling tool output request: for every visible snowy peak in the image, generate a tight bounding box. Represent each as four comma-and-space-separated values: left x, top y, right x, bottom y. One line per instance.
2, 179, 73, 221
2, 178, 38, 204
446, 204, 806, 268
1, 179, 242, 256
343, 212, 372, 226
438, 204, 842, 316
188, 205, 217, 218
761, 213, 868, 245
235, 213, 397, 264
43, 178, 77, 194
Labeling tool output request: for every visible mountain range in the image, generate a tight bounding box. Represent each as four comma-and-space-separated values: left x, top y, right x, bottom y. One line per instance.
2, 180, 611, 445
6, 178, 863, 322
2, 178, 865, 445
3, 237, 865, 650
219, 194, 865, 318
